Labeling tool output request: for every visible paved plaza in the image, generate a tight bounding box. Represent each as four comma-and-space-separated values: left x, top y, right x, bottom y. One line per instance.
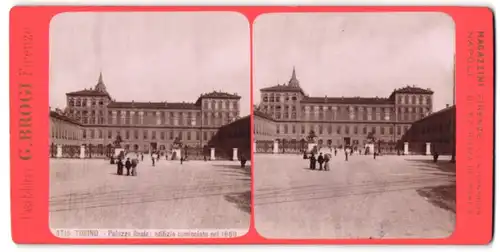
50, 158, 250, 230
254, 153, 456, 239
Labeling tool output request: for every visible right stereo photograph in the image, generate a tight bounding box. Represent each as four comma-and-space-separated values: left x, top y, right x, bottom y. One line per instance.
252, 12, 457, 239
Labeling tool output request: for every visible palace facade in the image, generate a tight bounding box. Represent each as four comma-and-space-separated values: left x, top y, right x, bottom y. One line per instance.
52, 73, 241, 153
401, 105, 455, 155
255, 68, 434, 150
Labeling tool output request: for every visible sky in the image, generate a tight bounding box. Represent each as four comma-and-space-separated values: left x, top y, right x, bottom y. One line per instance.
253, 12, 456, 112
49, 12, 250, 115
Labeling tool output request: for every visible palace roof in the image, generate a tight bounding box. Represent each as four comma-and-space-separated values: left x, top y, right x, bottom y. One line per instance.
199, 91, 241, 99
66, 89, 111, 97
254, 109, 275, 121
394, 86, 434, 94
301, 96, 394, 105
260, 84, 306, 94
49, 110, 82, 126
107, 101, 198, 110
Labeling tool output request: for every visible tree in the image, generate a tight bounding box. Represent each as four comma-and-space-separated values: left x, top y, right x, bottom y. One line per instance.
306, 130, 317, 143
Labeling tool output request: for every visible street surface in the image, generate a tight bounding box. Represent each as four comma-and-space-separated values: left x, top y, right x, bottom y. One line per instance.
254, 153, 456, 239
50, 158, 250, 231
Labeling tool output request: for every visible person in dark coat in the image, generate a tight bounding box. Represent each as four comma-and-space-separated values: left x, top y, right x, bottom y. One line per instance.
116, 158, 123, 175
334, 148, 337, 156
433, 151, 439, 163
141, 153, 144, 161
151, 155, 156, 166
309, 154, 316, 170
240, 154, 247, 168
324, 154, 330, 171
317, 153, 324, 170
373, 149, 377, 159
125, 158, 132, 176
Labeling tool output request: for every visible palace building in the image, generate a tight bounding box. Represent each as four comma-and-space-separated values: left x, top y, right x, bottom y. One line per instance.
400, 105, 455, 155
52, 72, 241, 154
255, 68, 434, 151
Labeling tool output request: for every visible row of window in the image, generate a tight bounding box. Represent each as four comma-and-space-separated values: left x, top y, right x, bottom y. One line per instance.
264, 110, 426, 122
397, 94, 432, 105
69, 111, 236, 126
82, 129, 216, 141
202, 100, 239, 110
262, 95, 298, 102
261, 93, 432, 106
261, 105, 430, 113
68, 99, 106, 107
51, 127, 82, 140
275, 124, 410, 136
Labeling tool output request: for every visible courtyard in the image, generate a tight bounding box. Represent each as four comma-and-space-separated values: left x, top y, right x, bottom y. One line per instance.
49, 158, 250, 232
254, 153, 456, 239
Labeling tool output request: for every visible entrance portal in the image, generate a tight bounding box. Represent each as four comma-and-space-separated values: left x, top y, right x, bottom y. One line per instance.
343, 137, 351, 146
150, 142, 158, 152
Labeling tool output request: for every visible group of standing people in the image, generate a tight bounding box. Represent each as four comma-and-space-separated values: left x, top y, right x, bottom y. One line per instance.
307, 152, 331, 171
116, 156, 139, 176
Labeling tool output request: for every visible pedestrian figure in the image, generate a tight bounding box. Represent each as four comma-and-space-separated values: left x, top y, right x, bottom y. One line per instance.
433, 151, 439, 163
141, 153, 144, 161
317, 153, 324, 170
309, 154, 316, 170
303, 151, 308, 159
324, 154, 330, 171
373, 150, 377, 160
131, 159, 138, 176
350, 148, 354, 156
125, 157, 132, 176
240, 154, 247, 168
334, 148, 337, 156
151, 155, 156, 166
116, 158, 123, 175
345, 148, 349, 161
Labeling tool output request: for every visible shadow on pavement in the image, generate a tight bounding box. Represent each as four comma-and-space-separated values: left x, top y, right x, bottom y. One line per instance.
212, 164, 251, 214
406, 159, 456, 173
224, 191, 251, 214
408, 158, 456, 213
416, 184, 456, 213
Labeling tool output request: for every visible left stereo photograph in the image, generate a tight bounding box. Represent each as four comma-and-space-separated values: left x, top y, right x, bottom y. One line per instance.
48, 12, 251, 238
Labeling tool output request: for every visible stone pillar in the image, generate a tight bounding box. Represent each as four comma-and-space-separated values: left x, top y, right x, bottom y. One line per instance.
80, 145, 86, 159
307, 143, 316, 152
273, 140, 279, 154
426, 142, 431, 155
368, 143, 375, 154
173, 149, 181, 160
233, 148, 238, 161
56, 144, 62, 158
210, 148, 215, 160
404, 142, 409, 155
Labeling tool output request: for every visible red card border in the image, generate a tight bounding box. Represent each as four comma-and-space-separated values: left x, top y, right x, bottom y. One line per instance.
10, 6, 494, 245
